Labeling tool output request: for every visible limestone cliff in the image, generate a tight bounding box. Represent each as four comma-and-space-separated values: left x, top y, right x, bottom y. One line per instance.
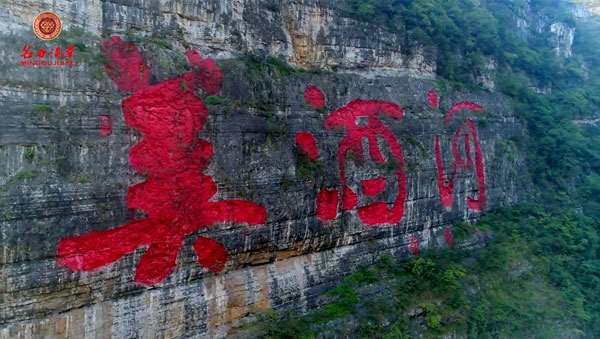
1, 1, 528, 338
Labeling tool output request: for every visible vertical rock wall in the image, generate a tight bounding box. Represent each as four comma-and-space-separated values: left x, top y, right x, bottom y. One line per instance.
1, 1, 528, 337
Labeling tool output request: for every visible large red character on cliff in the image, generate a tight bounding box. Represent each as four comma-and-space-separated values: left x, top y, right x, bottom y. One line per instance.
56, 37, 266, 285
429, 90, 486, 211
300, 86, 407, 226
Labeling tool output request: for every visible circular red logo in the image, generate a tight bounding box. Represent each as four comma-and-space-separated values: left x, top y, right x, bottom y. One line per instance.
33, 12, 62, 40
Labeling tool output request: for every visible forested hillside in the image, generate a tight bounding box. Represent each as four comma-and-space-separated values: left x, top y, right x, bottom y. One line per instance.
244, 0, 600, 337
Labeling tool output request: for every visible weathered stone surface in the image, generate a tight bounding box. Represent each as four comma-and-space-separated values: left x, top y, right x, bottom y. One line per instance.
510, 0, 576, 58
550, 21, 575, 57
0, 0, 435, 76
1, 1, 528, 338
572, 1, 600, 17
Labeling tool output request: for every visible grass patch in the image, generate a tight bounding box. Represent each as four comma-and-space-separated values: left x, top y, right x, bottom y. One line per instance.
240, 52, 296, 77
24, 147, 35, 162
265, 113, 288, 145
204, 95, 228, 105
295, 149, 323, 185
34, 104, 53, 117
0, 171, 37, 192
76, 177, 91, 184
238, 52, 328, 77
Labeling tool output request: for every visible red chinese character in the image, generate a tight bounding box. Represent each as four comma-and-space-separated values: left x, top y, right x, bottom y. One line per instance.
325, 99, 406, 225
99, 115, 112, 136
320, 98, 407, 226
297, 85, 407, 226
409, 235, 420, 256
65, 45, 74, 58
53, 46, 63, 58
304, 85, 325, 108
428, 89, 439, 108
21, 45, 33, 59
444, 228, 453, 248
56, 37, 266, 285
295, 132, 319, 160
430, 90, 486, 211
36, 47, 47, 59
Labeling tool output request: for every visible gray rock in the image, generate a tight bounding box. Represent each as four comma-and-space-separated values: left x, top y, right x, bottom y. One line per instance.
0, 1, 530, 338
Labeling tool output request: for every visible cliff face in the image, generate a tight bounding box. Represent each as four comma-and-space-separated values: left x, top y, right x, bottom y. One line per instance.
1, 1, 528, 338
572, 0, 600, 17
0, 0, 435, 76
508, 0, 577, 58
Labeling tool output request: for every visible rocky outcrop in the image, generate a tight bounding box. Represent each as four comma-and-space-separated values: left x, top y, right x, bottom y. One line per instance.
550, 21, 576, 57
0, 0, 435, 77
571, 1, 600, 18
1, 1, 528, 338
501, 0, 577, 58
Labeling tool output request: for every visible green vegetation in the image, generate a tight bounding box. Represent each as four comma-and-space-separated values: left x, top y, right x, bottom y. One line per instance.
265, 113, 288, 145
246, 203, 600, 337
240, 52, 297, 77
55, 27, 94, 52
245, 0, 600, 337
0, 171, 37, 193
403, 137, 427, 156
24, 147, 35, 162
245, 97, 275, 111
238, 52, 327, 77
76, 177, 91, 184
295, 149, 323, 185
342, 0, 582, 87
376, 157, 400, 172
93, 69, 104, 81
34, 104, 53, 116
337, 0, 600, 197
204, 95, 228, 105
